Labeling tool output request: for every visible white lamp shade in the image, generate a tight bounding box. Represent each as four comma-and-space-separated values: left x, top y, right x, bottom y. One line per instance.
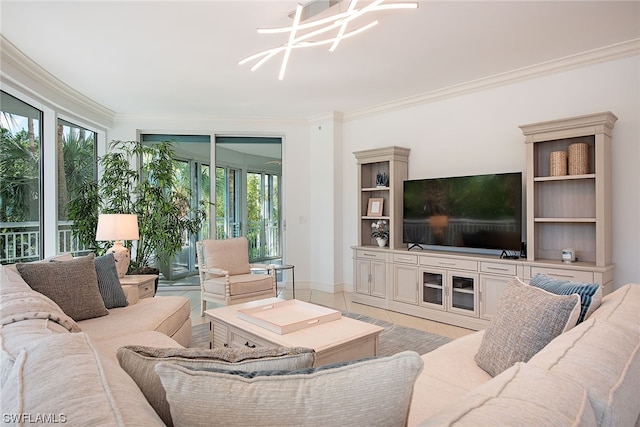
95, 214, 139, 241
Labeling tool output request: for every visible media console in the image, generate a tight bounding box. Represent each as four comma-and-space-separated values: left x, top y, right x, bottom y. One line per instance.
352, 246, 613, 331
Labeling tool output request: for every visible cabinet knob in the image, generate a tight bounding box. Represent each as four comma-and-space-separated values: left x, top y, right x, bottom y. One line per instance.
244, 341, 256, 348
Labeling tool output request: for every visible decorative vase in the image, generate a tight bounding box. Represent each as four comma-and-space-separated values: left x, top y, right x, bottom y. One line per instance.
376, 238, 387, 247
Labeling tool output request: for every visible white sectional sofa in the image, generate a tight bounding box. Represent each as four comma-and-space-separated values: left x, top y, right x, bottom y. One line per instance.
1, 257, 639, 426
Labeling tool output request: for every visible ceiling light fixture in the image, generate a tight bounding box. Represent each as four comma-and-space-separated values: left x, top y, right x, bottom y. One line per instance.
239, 0, 418, 80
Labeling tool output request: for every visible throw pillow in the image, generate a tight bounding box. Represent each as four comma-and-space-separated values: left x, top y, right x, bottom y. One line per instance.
155, 351, 424, 427
117, 346, 316, 427
474, 277, 581, 377
16, 253, 109, 321
529, 273, 602, 323
94, 253, 128, 309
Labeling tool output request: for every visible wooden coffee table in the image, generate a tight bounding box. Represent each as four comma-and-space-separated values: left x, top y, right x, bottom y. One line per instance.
204, 298, 384, 366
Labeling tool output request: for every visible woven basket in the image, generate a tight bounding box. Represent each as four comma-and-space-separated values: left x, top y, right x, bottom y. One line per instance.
568, 143, 589, 175
550, 151, 567, 176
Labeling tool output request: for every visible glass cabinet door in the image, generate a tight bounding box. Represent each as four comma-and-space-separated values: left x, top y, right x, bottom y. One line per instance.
422, 270, 445, 309
450, 274, 477, 316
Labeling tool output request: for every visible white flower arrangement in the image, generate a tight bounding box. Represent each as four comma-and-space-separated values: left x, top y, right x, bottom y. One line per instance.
371, 219, 389, 240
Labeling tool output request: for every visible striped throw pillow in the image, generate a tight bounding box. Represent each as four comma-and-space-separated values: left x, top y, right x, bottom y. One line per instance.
529, 273, 601, 324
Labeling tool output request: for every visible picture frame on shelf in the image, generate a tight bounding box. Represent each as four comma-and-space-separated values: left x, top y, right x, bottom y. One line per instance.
367, 198, 384, 217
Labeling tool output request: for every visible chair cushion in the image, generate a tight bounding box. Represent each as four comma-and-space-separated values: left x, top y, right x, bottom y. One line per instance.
117, 346, 315, 426
156, 351, 423, 427
201, 237, 251, 275
203, 273, 273, 296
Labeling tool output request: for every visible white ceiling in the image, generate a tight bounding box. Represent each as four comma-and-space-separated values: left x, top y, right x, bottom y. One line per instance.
1, 1, 639, 120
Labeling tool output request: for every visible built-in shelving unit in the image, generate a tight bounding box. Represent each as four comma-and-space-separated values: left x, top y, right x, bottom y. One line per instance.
351, 113, 617, 330
354, 146, 410, 250
520, 112, 616, 270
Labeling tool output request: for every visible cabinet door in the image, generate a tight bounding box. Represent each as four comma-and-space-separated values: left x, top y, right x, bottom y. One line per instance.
393, 264, 419, 305
370, 261, 387, 298
448, 272, 478, 317
355, 259, 372, 295
420, 269, 446, 311
479, 274, 511, 321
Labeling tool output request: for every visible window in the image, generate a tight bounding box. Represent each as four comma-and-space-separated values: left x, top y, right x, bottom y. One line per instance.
57, 119, 97, 255
0, 91, 42, 264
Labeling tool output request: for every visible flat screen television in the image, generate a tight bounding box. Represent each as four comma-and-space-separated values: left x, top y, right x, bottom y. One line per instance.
403, 172, 522, 254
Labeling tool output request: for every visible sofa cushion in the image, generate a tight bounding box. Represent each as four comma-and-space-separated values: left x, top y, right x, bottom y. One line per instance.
419, 362, 597, 427
529, 272, 602, 323
590, 284, 640, 329
1, 332, 165, 426
77, 296, 191, 345
94, 253, 128, 309
156, 351, 423, 427
408, 331, 491, 425
16, 253, 109, 321
118, 346, 316, 426
474, 277, 580, 376
529, 317, 640, 427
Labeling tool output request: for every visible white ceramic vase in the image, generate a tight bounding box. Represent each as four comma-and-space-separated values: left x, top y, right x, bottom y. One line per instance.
376, 238, 387, 247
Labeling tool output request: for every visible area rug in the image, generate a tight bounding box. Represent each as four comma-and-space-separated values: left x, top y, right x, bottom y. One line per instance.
189, 312, 452, 356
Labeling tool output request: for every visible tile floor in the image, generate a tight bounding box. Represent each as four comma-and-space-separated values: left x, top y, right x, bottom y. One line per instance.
156, 277, 474, 340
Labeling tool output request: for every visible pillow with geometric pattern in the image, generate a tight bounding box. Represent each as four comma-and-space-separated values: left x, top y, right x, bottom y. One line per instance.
529, 273, 601, 323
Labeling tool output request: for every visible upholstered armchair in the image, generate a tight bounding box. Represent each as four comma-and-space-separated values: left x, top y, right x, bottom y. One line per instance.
196, 237, 276, 315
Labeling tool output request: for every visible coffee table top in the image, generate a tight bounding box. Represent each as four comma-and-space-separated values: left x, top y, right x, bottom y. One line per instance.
204, 298, 384, 352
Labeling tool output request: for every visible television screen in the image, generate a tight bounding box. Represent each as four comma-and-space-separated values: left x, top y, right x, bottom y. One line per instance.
403, 172, 522, 252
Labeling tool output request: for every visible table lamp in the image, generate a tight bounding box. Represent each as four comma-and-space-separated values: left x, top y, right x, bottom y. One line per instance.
95, 214, 139, 278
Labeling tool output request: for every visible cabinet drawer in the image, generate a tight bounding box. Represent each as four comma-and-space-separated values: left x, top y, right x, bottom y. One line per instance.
480, 262, 517, 276
420, 256, 478, 271
393, 254, 418, 264
356, 250, 387, 261
138, 283, 155, 299
228, 328, 271, 349
530, 267, 594, 283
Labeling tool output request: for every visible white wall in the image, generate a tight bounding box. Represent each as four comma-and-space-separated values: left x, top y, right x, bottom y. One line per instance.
342, 55, 640, 290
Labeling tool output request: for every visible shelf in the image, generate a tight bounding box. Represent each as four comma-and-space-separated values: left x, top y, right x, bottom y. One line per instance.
423, 283, 443, 289
453, 288, 474, 295
361, 186, 390, 192
534, 217, 596, 223
534, 174, 595, 182
361, 216, 390, 220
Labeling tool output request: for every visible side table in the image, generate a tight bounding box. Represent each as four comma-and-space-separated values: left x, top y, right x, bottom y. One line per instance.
272, 264, 295, 298
119, 274, 158, 299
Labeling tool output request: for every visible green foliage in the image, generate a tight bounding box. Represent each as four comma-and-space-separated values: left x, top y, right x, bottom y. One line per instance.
0, 127, 39, 222
66, 140, 207, 272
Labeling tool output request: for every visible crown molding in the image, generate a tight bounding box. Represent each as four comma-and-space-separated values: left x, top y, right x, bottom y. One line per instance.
1, 35, 115, 128
343, 39, 640, 122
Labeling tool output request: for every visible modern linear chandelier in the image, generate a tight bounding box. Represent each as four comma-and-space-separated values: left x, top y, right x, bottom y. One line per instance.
239, 0, 418, 80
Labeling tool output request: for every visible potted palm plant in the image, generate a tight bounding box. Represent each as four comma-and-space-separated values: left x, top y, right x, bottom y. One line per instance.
67, 140, 207, 285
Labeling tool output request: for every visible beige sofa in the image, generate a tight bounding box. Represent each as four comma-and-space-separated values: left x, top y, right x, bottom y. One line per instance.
1, 263, 190, 426
2, 259, 639, 426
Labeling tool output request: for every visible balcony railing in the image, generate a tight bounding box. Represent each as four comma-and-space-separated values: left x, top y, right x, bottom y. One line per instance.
0, 221, 90, 264
216, 218, 280, 262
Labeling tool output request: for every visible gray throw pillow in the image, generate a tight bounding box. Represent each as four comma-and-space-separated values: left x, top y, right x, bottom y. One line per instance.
474, 277, 581, 377
16, 253, 108, 321
117, 346, 316, 427
155, 351, 424, 427
94, 253, 128, 309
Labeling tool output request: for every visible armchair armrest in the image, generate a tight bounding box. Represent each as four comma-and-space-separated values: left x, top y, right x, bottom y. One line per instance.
205, 267, 229, 276
250, 263, 274, 274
